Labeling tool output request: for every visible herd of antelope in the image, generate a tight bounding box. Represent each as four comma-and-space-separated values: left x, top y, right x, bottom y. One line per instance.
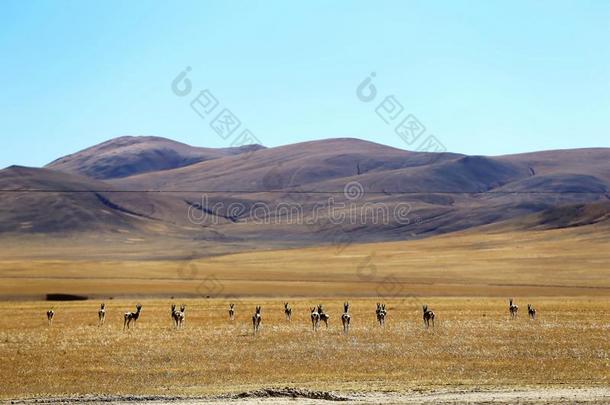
44, 298, 537, 334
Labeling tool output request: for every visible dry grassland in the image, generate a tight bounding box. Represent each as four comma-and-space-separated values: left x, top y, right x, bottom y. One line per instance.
1, 297, 608, 399
1, 226, 609, 299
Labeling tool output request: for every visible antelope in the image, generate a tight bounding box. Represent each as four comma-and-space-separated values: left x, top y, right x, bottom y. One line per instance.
177, 304, 186, 328
171, 304, 186, 329
123, 304, 142, 330
509, 298, 519, 319
46, 309, 54, 326
310, 306, 320, 331
527, 304, 537, 320
317, 304, 330, 328
341, 302, 351, 334
228, 303, 235, 320
171, 304, 178, 327
423, 304, 435, 328
284, 302, 292, 321
252, 306, 262, 335
376, 303, 387, 326
98, 303, 106, 326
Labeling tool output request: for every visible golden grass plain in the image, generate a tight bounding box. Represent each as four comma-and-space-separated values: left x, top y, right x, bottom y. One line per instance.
1, 225, 609, 299
0, 297, 608, 399
1, 225, 608, 399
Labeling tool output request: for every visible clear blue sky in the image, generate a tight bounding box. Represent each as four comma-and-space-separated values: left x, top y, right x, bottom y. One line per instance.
1, 0, 609, 169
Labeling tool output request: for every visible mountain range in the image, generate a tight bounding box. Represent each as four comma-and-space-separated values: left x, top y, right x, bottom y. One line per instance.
1, 136, 609, 256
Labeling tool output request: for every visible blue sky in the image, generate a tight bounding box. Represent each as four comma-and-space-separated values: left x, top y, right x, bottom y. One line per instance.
1, 0, 609, 169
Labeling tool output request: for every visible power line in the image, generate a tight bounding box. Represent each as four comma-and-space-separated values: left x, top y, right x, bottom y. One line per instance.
0, 189, 607, 195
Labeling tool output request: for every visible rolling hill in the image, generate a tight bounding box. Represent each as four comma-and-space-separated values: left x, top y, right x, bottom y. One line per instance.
0, 136, 608, 258
45, 135, 266, 180
0, 165, 183, 234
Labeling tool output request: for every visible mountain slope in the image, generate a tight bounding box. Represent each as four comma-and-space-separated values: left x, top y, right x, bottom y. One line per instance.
2, 138, 609, 253
0, 166, 194, 235
0, 166, 133, 233
46, 135, 265, 180
110, 138, 462, 191
496, 148, 610, 182
111, 141, 610, 195
483, 200, 610, 231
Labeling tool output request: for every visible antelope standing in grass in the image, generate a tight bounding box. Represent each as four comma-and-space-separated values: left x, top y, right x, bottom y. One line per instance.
177, 305, 186, 328
422, 304, 435, 328
98, 303, 106, 326
527, 304, 537, 320
509, 298, 519, 319
341, 302, 351, 334
171, 304, 186, 329
228, 303, 235, 320
252, 306, 262, 335
310, 306, 320, 331
376, 303, 387, 326
171, 304, 178, 327
317, 304, 330, 328
123, 304, 142, 330
284, 302, 292, 321
46, 309, 54, 326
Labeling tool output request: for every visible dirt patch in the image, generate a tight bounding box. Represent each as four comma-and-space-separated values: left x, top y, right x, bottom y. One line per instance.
7, 388, 610, 404
227, 387, 349, 401
354, 387, 610, 404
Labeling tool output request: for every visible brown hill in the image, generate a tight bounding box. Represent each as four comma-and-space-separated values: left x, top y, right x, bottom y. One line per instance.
481, 200, 610, 232
1, 137, 609, 255
45, 135, 265, 180
110, 138, 461, 191
107, 140, 609, 243
0, 166, 197, 237
0, 166, 136, 233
